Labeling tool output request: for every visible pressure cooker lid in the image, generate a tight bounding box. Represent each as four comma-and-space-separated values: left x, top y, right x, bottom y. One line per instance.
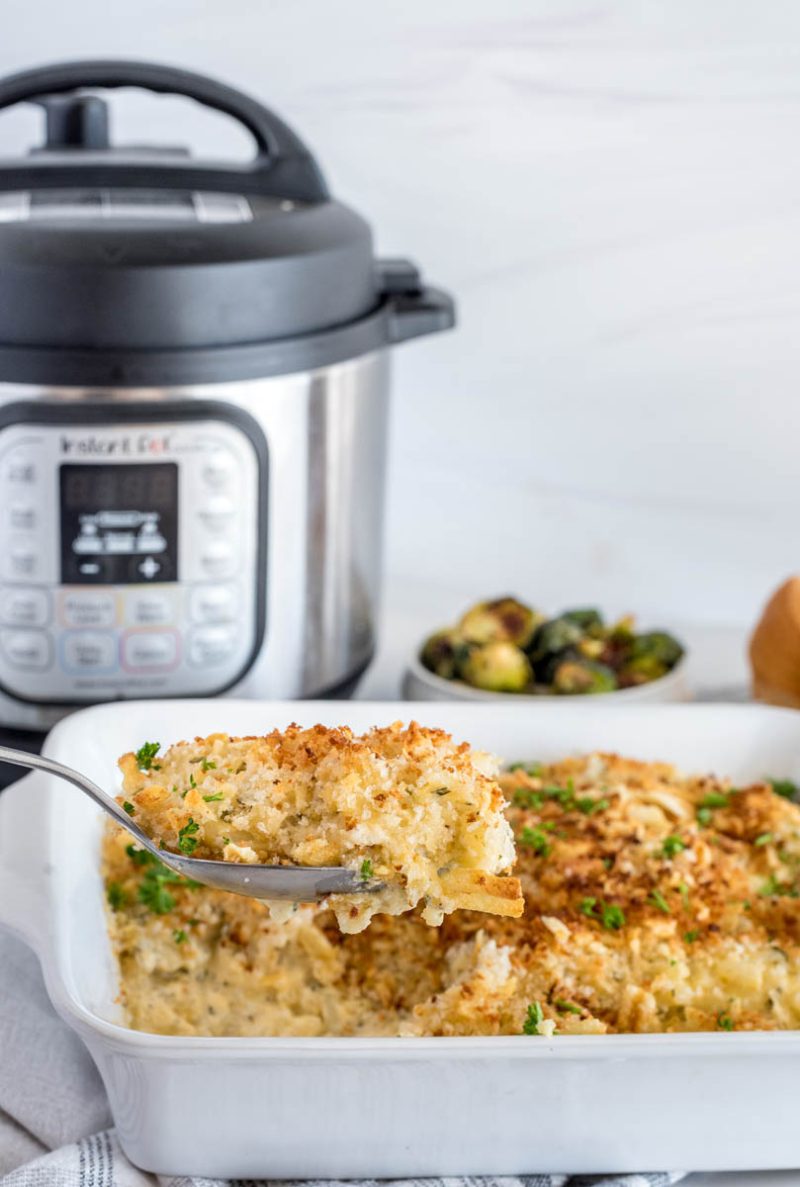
0, 61, 409, 365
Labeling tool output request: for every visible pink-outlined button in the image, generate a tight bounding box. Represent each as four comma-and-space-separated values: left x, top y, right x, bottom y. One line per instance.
121, 629, 180, 673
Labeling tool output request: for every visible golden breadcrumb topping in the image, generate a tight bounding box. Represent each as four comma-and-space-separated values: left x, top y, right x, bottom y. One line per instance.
105, 750, 800, 1037
117, 722, 521, 933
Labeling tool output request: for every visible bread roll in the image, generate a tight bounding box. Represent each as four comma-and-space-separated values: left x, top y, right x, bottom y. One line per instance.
750, 576, 800, 707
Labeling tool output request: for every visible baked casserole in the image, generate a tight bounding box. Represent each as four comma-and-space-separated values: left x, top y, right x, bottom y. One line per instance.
106, 746, 800, 1037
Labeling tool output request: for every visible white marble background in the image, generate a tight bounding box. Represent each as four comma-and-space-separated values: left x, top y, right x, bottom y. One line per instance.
0, 1, 797, 636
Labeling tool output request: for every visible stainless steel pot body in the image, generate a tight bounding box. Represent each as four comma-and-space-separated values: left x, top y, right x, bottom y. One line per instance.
0, 350, 389, 730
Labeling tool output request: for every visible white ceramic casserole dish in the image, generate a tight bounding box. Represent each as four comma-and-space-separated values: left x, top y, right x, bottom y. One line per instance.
2, 698, 800, 1179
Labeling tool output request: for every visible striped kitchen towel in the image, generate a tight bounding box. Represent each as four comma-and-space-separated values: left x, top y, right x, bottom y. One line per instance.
0, 1133, 688, 1187
0, 932, 685, 1187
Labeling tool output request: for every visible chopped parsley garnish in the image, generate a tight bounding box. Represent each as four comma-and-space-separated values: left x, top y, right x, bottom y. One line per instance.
135, 855, 199, 916
512, 788, 544, 809
177, 818, 200, 855
203, 792, 224, 802
522, 1001, 545, 1035
201, 758, 217, 772
555, 999, 582, 1015
359, 858, 374, 881
769, 777, 799, 801
699, 791, 730, 810
684, 929, 700, 943
576, 796, 609, 815
509, 762, 542, 776
717, 1011, 734, 1031
678, 881, 690, 907
601, 903, 625, 930
138, 874, 177, 915
173, 928, 187, 944
135, 741, 160, 771
106, 882, 126, 910
661, 835, 686, 859
434, 787, 450, 796
649, 888, 670, 914
126, 843, 156, 867
547, 779, 577, 810
122, 801, 136, 816
512, 778, 599, 814
754, 832, 773, 847
222, 836, 230, 846
189, 773, 197, 790
579, 897, 625, 930
760, 873, 798, 898
696, 806, 713, 827
518, 825, 551, 857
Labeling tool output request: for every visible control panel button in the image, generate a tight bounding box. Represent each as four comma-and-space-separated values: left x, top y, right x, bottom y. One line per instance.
3, 456, 36, 485
128, 554, 174, 582
199, 540, 235, 579
124, 590, 175, 627
0, 588, 50, 628
62, 631, 117, 672
198, 495, 236, 532
5, 545, 39, 580
203, 449, 236, 489
189, 584, 238, 625
8, 504, 36, 531
123, 630, 179, 671
0, 629, 52, 670
61, 591, 117, 629
106, 532, 136, 554
188, 626, 238, 667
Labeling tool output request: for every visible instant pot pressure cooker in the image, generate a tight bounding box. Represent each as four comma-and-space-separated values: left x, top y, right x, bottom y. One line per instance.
0, 60, 454, 731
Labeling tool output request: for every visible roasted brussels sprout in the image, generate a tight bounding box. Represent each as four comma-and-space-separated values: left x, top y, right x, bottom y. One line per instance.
458, 641, 532, 693
526, 617, 584, 679
552, 658, 617, 695
629, 631, 684, 668
458, 597, 541, 648
608, 614, 636, 641
535, 645, 579, 686
562, 608, 604, 632
420, 629, 462, 680
617, 656, 667, 686
577, 636, 605, 660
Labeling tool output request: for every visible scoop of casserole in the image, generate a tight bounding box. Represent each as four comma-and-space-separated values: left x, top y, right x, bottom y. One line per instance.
117, 721, 523, 933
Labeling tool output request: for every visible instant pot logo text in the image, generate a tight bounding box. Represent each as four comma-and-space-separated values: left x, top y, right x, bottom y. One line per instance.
59, 432, 172, 456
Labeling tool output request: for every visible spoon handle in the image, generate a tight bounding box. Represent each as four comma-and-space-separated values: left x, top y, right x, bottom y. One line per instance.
0, 744, 164, 859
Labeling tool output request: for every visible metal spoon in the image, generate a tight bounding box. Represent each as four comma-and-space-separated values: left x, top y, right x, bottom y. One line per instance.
0, 744, 380, 900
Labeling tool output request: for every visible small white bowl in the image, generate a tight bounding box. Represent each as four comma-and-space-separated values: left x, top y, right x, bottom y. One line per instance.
402, 652, 691, 705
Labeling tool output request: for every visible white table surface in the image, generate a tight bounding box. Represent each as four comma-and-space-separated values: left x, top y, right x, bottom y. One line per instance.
356, 591, 796, 1185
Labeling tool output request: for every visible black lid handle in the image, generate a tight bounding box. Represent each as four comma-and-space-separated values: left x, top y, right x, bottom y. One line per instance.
0, 59, 330, 202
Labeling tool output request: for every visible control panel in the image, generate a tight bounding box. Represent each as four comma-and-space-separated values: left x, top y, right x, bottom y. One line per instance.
0, 403, 267, 704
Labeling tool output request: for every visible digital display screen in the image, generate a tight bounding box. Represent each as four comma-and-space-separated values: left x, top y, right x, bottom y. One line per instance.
60, 463, 178, 585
